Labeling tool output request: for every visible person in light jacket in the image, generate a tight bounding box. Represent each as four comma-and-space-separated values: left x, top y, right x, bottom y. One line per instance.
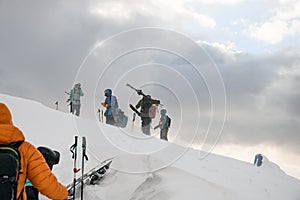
68, 83, 84, 116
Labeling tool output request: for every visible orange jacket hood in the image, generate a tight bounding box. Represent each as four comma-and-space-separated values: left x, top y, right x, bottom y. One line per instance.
0, 103, 13, 125
0, 103, 25, 144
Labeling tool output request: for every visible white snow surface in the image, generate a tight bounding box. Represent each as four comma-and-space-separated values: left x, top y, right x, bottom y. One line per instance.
1, 94, 300, 200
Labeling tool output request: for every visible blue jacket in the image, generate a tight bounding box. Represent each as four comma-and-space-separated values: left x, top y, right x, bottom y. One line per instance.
104, 89, 118, 116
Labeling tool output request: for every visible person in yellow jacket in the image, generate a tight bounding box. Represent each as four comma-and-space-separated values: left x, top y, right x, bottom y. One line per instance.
0, 103, 68, 200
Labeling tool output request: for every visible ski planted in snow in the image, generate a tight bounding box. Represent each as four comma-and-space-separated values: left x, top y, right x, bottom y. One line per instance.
69, 136, 79, 200
81, 137, 88, 200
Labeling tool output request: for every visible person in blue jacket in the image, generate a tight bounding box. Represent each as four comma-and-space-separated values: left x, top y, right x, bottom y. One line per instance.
101, 89, 119, 125
254, 153, 263, 167
154, 109, 171, 141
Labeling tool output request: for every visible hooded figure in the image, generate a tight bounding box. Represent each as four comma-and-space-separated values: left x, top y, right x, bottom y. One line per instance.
0, 103, 68, 200
101, 89, 119, 125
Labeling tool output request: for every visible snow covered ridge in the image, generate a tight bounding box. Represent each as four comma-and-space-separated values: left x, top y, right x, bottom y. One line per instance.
1, 93, 300, 200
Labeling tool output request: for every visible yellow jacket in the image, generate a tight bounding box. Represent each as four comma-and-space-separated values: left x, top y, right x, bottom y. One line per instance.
0, 103, 68, 200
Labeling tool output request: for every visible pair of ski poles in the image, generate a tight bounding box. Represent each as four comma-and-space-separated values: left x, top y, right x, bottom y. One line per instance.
70, 136, 88, 200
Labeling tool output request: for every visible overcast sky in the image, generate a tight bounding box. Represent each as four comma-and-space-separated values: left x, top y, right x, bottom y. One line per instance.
1, 0, 300, 179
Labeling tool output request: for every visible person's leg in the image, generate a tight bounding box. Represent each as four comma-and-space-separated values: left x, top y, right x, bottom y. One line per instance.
72, 104, 80, 116
161, 128, 168, 141
76, 104, 81, 116
141, 117, 151, 135
106, 115, 115, 125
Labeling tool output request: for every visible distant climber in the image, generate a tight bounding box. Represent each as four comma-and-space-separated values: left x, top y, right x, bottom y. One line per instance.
101, 89, 119, 126
254, 153, 263, 167
67, 83, 84, 116
154, 109, 171, 141
135, 94, 160, 135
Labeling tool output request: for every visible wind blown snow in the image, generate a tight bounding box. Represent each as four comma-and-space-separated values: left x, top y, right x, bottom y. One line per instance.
0, 94, 299, 200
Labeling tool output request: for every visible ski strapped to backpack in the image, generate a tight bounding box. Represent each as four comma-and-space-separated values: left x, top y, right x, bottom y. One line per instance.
127, 83, 161, 119
0, 141, 23, 200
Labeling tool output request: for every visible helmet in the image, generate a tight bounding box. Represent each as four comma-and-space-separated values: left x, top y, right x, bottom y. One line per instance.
160, 109, 167, 115
104, 89, 112, 96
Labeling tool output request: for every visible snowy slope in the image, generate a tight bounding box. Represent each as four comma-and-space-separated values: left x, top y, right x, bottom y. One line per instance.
1, 93, 300, 200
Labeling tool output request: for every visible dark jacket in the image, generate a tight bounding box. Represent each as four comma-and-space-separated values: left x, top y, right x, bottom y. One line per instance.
136, 96, 160, 118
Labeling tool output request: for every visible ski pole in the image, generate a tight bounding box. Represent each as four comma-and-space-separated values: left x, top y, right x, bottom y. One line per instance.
97, 109, 101, 122
132, 113, 136, 131
55, 101, 59, 110
81, 137, 88, 200
70, 136, 79, 200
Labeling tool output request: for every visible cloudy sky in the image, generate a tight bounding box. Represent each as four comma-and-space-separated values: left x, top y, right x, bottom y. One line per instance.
1, 0, 300, 179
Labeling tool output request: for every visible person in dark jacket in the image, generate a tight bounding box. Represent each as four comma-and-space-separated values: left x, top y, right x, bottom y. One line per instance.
25, 147, 61, 200
154, 109, 171, 141
135, 95, 160, 135
254, 153, 263, 167
101, 89, 119, 126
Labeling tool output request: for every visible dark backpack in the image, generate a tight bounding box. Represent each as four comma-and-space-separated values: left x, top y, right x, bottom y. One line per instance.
0, 142, 22, 200
167, 116, 171, 127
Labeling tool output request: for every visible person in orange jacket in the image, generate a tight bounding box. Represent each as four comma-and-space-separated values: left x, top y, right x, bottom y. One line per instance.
0, 103, 68, 200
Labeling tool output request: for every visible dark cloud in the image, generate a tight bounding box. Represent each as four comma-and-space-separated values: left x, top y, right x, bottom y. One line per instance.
202, 45, 300, 154
1, 1, 300, 157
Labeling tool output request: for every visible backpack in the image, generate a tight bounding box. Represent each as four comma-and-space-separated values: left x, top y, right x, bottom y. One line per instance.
149, 105, 157, 119
167, 116, 171, 127
115, 109, 128, 128
0, 142, 22, 200
111, 96, 119, 112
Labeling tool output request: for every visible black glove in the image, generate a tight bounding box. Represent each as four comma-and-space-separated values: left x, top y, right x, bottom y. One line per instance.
137, 90, 143, 96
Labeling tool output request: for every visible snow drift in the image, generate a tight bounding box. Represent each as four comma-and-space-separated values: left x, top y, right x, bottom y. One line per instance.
0, 93, 299, 200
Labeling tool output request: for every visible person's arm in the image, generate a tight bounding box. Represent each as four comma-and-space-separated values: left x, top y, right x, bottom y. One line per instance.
69, 89, 74, 102
150, 99, 160, 105
154, 124, 160, 130
23, 142, 68, 200
136, 99, 142, 109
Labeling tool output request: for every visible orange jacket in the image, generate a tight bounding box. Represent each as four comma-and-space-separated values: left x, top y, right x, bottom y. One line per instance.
0, 103, 68, 200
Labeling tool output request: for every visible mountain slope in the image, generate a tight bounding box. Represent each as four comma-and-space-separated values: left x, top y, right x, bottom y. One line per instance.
0, 93, 299, 200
